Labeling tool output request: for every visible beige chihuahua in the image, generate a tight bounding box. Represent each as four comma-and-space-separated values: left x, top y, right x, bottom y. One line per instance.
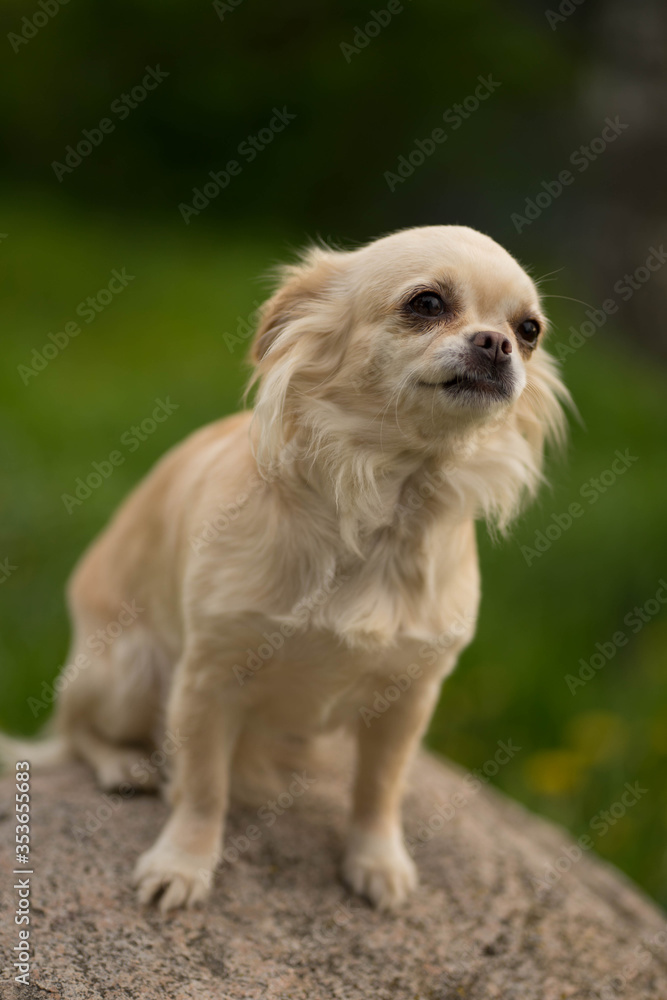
3, 226, 568, 912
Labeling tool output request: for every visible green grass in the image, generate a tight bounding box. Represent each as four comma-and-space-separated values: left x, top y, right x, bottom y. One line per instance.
2, 200, 666, 907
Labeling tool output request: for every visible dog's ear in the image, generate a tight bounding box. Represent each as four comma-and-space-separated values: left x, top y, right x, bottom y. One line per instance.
250, 247, 344, 364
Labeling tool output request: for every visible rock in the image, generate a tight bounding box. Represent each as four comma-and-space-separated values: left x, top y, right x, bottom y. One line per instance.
1, 746, 666, 1000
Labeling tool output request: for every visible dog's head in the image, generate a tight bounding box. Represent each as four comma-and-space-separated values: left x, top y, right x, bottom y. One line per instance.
248, 226, 569, 528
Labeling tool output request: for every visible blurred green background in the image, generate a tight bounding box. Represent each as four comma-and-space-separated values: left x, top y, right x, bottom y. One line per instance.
1, 1, 666, 906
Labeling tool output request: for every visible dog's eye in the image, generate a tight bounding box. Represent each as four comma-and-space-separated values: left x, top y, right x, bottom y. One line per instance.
517, 319, 541, 343
409, 292, 446, 317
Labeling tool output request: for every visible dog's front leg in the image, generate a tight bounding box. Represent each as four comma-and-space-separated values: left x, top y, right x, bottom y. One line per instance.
133, 651, 243, 912
343, 675, 441, 910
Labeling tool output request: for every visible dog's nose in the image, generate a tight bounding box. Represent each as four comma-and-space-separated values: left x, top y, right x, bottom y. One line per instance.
469, 330, 512, 362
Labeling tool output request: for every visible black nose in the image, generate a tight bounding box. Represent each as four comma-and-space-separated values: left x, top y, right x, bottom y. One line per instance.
470, 330, 512, 362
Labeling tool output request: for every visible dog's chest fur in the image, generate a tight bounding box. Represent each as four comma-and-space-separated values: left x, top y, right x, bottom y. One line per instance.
196, 485, 479, 740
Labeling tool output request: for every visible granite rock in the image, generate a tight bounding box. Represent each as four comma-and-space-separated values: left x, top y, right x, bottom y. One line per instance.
1, 746, 666, 999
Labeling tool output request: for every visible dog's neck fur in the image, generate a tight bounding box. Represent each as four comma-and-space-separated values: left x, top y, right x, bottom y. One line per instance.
258, 406, 539, 558
248, 392, 545, 647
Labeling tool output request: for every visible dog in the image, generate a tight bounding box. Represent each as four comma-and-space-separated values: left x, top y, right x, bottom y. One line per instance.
3, 225, 569, 912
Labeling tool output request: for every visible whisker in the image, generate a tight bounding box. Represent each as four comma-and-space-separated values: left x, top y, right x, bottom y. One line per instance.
392, 371, 417, 440
540, 293, 596, 311
372, 390, 401, 454
533, 266, 566, 286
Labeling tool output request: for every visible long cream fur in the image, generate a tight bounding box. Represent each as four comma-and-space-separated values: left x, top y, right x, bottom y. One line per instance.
2, 225, 569, 912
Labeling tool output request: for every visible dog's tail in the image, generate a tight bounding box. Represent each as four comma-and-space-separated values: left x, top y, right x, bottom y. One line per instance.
0, 729, 72, 773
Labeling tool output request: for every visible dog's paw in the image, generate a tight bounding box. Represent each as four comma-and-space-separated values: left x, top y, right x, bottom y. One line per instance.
342, 827, 417, 911
133, 843, 216, 912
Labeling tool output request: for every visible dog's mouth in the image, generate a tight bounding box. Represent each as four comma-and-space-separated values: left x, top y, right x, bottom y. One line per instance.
418, 370, 514, 400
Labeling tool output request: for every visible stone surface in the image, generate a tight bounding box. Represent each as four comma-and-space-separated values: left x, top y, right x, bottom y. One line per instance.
1, 745, 667, 1000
